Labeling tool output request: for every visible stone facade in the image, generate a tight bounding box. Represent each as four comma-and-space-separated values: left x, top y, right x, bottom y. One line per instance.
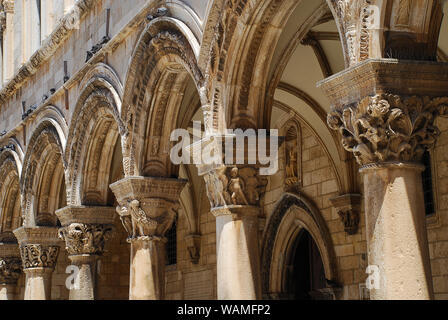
0, 0, 447, 300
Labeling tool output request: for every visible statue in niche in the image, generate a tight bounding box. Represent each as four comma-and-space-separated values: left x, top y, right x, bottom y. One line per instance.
396, 0, 412, 26
285, 139, 299, 186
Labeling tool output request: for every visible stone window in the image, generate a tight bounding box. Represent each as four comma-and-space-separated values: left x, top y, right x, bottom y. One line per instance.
166, 219, 177, 266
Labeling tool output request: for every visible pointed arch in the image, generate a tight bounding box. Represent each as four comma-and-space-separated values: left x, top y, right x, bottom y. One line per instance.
261, 193, 338, 298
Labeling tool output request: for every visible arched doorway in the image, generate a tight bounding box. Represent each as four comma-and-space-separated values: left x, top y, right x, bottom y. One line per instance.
286, 229, 326, 300
261, 194, 339, 300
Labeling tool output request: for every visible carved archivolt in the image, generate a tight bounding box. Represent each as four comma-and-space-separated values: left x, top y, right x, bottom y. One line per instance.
121, 19, 203, 177
65, 76, 125, 206
21, 122, 66, 227
329, 0, 373, 67
327, 94, 448, 166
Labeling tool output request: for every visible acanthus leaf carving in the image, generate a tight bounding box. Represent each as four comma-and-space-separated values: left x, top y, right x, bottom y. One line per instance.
327, 94, 448, 166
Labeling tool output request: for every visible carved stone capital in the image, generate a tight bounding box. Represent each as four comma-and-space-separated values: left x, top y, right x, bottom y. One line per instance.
110, 177, 186, 242
58, 224, 113, 256
115, 198, 177, 242
13, 227, 61, 270
330, 194, 362, 235
319, 59, 448, 167
327, 93, 448, 166
55, 206, 116, 256
19, 245, 59, 270
201, 165, 268, 210
0, 243, 21, 284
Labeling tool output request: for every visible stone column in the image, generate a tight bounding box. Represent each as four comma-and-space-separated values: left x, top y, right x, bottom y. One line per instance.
55, 206, 115, 300
0, 240, 22, 300
13, 227, 61, 300
110, 176, 186, 300
319, 59, 448, 300
199, 165, 268, 300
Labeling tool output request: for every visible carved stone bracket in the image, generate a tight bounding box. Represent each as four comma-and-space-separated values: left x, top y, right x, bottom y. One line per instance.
0, 243, 21, 284
185, 234, 201, 264
330, 194, 362, 235
13, 227, 61, 271
55, 206, 115, 256
110, 177, 186, 242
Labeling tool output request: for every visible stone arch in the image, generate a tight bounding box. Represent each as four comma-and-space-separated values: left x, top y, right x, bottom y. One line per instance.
200, 0, 338, 131
21, 120, 67, 227
121, 17, 204, 177
327, 0, 444, 67
261, 193, 338, 298
0, 148, 23, 233
65, 65, 126, 205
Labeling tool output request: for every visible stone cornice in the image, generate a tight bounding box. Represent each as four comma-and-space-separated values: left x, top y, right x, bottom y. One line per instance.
318, 59, 448, 110
0, 0, 95, 104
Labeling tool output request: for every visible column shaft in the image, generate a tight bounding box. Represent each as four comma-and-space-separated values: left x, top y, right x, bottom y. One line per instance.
215, 207, 261, 299
68, 255, 98, 300
24, 268, 53, 300
0, 284, 15, 300
362, 165, 433, 299
129, 239, 165, 300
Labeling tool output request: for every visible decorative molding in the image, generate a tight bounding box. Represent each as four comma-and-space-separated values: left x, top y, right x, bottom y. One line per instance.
327, 94, 448, 165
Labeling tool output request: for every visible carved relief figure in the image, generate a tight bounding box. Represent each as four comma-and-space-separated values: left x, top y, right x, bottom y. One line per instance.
228, 167, 248, 205
116, 205, 133, 237
128, 199, 158, 239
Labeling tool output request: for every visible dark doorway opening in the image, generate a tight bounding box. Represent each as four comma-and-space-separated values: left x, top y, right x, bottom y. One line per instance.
287, 229, 327, 300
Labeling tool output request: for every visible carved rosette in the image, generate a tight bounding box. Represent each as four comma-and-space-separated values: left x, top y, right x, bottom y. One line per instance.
327, 94, 448, 166
19, 245, 59, 270
58, 223, 113, 256
116, 198, 177, 243
203, 166, 268, 210
0, 257, 21, 284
